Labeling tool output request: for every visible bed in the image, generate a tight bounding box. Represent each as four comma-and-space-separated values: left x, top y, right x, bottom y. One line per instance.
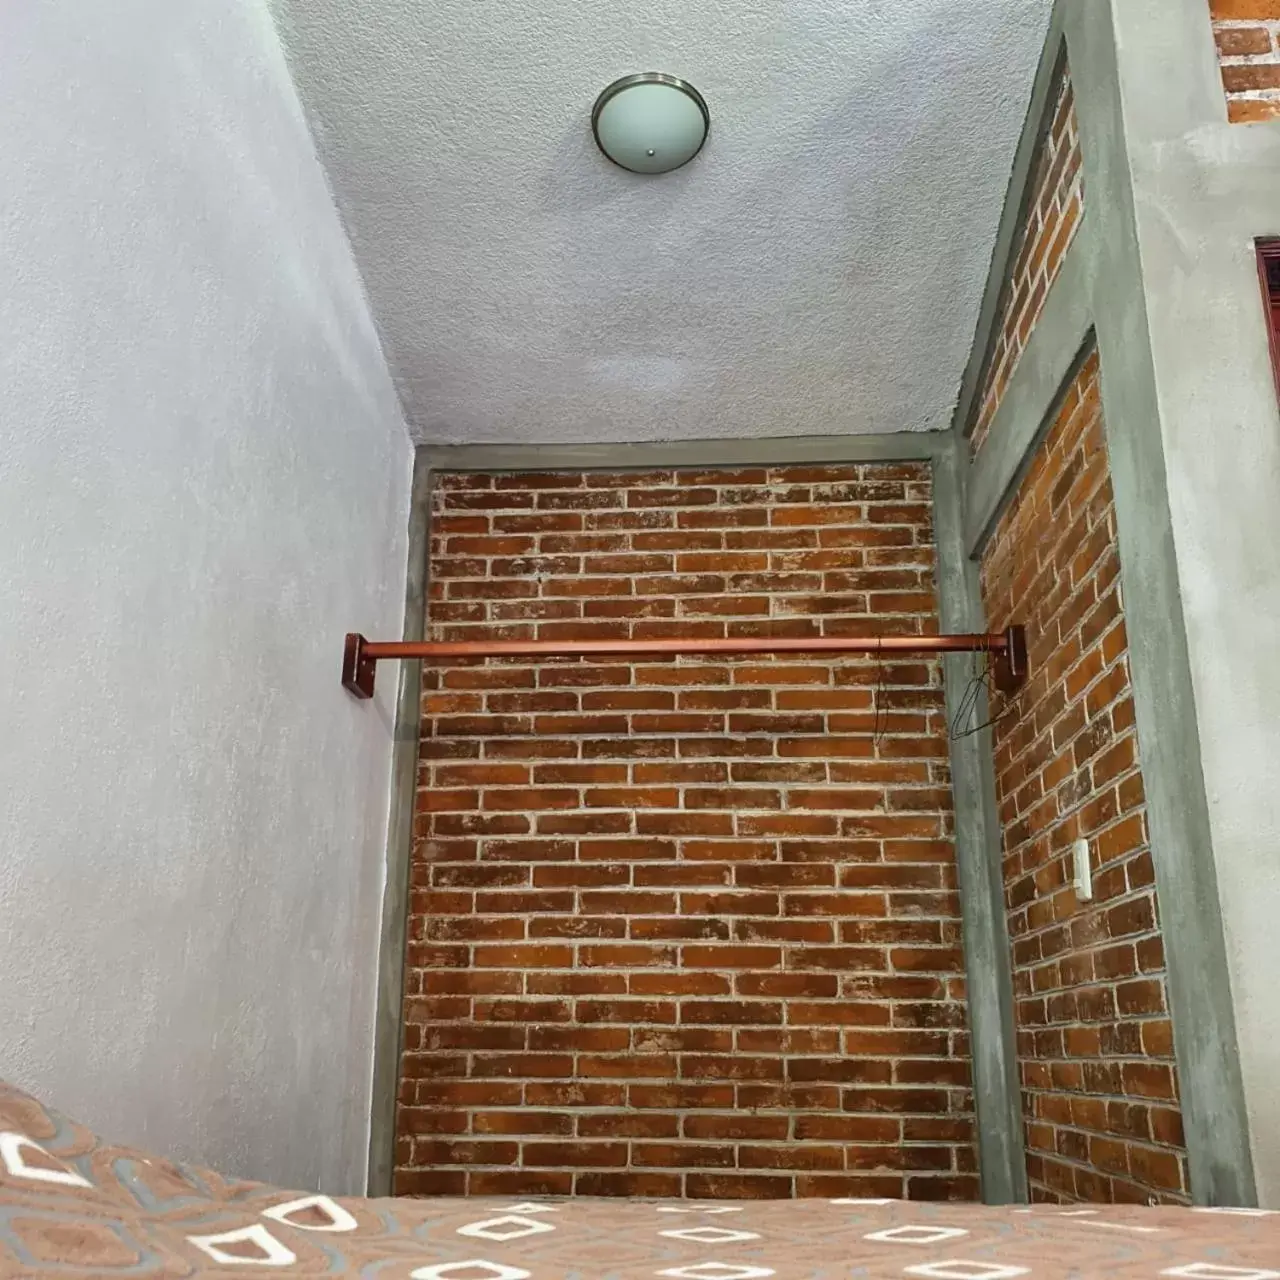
2, 1082, 1276, 1278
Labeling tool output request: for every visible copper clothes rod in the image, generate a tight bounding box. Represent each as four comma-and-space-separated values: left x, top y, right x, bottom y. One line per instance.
341, 626, 1028, 700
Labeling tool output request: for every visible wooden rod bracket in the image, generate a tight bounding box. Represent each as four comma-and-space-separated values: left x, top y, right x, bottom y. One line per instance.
991, 624, 1028, 695
342, 633, 377, 700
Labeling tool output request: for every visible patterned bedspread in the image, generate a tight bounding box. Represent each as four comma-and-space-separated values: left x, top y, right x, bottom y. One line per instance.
2, 1083, 1277, 1278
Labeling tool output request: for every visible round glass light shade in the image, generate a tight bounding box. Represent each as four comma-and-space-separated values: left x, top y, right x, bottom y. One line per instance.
592, 74, 709, 175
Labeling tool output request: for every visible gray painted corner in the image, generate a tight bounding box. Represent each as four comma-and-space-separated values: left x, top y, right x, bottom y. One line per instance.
953, 6, 1071, 440
934, 439, 1029, 1205
419, 431, 946, 474
367, 449, 433, 1197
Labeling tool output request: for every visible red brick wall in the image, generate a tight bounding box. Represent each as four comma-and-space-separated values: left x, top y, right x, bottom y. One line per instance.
396, 464, 979, 1200
979, 353, 1189, 1204
969, 65, 1084, 456
1211, 0, 1280, 121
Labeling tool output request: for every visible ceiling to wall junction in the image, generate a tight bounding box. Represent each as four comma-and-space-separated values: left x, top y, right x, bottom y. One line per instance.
271, 0, 1051, 445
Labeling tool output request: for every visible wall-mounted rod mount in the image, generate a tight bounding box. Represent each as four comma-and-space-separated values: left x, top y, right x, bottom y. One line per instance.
342, 626, 1028, 700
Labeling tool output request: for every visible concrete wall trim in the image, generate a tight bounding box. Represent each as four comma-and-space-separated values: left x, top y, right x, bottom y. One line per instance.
366, 450, 432, 1197
954, 9, 1071, 439
965, 227, 1097, 557
419, 432, 946, 474
1064, 0, 1257, 1207
934, 438, 1030, 1205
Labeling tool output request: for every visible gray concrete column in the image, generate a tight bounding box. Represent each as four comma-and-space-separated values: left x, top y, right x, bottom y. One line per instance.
1063, 0, 1261, 1206
934, 439, 1029, 1205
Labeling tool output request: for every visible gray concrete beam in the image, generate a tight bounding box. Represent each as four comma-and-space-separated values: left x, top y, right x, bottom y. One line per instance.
366, 450, 432, 1197
419, 431, 945, 474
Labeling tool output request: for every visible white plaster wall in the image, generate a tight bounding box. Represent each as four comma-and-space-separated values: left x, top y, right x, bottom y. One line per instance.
0, 0, 412, 1193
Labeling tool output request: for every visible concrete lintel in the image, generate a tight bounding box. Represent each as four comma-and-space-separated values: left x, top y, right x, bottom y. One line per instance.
933, 436, 1029, 1205
1065, 0, 1257, 1207
419, 431, 945, 474
366, 448, 432, 1198
965, 228, 1096, 557
954, 3, 1071, 439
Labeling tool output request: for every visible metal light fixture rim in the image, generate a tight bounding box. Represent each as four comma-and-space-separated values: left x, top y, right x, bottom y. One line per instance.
591, 72, 711, 174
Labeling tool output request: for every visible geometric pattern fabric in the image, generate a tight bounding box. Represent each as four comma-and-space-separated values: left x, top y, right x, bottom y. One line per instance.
2, 1081, 1278, 1277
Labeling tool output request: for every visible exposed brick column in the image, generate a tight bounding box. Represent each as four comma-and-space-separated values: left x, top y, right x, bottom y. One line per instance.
396, 464, 978, 1200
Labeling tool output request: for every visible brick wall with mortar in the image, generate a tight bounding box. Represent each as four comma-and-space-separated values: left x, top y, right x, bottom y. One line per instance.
395, 464, 979, 1200
979, 352, 1189, 1204
969, 63, 1084, 456
1211, 0, 1280, 122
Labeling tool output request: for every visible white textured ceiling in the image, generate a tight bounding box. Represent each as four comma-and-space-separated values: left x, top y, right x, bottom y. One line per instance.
271, 0, 1049, 445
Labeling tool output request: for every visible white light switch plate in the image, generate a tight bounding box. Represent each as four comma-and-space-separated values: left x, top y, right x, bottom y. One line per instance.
1073, 838, 1093, 901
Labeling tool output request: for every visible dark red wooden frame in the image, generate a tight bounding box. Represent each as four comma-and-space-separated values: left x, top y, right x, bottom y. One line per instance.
1255, 240, 1280, 398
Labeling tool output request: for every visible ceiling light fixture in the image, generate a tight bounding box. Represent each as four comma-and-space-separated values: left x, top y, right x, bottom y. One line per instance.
592, 73, 710, 175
